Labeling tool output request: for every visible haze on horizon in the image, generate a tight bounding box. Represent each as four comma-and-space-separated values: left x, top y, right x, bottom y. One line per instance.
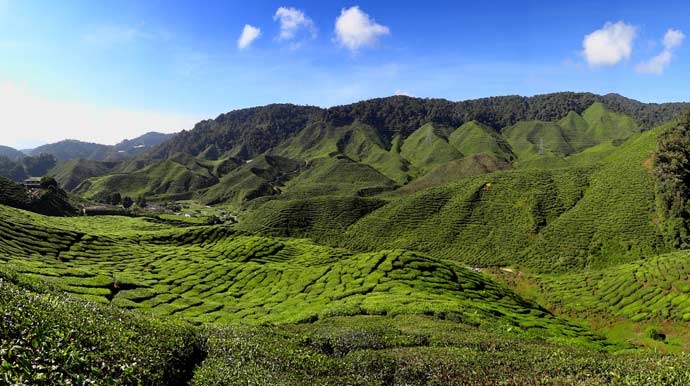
0, 0, 688, 148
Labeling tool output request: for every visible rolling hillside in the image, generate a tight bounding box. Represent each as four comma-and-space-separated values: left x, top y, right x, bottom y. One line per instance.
0, 145, 25, 160
7, 202, 690, 384
65, 93, 686, 208
242, 119, 667, 273
24, 132, 175, 162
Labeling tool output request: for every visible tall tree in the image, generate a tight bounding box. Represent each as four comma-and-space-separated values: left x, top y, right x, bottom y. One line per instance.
654, 109, 690, 248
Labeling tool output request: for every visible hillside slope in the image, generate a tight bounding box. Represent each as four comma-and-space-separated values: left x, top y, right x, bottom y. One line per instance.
243, 122, 665, 273
69, 94, 688, 206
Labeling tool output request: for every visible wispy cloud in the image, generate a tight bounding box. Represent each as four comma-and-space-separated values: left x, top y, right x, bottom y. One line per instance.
0, 81, 200, 148
237, 24, 261, 50
394, 89, 414, 97
582, 21, 637, 67
335, 6, 390, 51
82, 24, 169, 46
636, 28, 685, 74
274, 7, 316, 41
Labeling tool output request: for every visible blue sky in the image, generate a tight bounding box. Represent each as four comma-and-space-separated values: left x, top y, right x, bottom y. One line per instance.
0, 0, 689, 148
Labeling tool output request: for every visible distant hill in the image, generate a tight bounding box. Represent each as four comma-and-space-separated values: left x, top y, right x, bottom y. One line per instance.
150, 93, 687, 163
113, 131, 175, 157
0, 145, 25, 161
70, 93, 690, 210
25, 132, 176, 161
27, 140, 112, 161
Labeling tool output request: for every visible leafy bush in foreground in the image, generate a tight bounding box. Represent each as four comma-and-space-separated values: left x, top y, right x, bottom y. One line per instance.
0, 273, 204, 385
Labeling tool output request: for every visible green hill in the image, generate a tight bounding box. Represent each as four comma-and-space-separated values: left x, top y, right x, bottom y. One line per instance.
448, 120, 514, 161
27, 139, 113, 161
0, 203, 605, 345
0, 145, 25, 160
74, 159, 217, 202
73, 93, 685, 205
10, 203, 690, 383
533, 249, 690, 322
243, 121, 665, 273
48, 158, 121, 191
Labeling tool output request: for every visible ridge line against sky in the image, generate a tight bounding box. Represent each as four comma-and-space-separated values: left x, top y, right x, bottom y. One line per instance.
0, 0, 688, 148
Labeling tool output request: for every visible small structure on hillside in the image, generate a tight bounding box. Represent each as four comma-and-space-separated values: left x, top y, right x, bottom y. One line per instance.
22, 177, 42, 189
82, 206, 127, 216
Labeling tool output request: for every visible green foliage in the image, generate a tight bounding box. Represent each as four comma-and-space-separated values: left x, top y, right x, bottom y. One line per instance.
0, 176, 77, 216
75, 159, 217, 202
48, 159, 121, 191
0, 273, 203, 385
531, 249, 690, 323
0, 203, 597, 339
654, 109, 690, 248
0, 154, 56, 182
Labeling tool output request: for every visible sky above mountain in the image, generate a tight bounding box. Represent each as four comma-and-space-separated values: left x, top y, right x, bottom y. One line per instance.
0, 0, 688, 148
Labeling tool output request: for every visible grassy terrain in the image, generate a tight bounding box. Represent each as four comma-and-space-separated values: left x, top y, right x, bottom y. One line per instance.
64, 102, 648, 211
0, 269, 203, 385
48, 158, 121, 191
527, 250, 690, 323
0, 204, 598, 341
242, 121, 664, 273
10, 205, 690, 384
74, 159, 217, 202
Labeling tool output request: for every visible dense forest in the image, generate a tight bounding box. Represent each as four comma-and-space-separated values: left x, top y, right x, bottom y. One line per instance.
151, 92, 690, 161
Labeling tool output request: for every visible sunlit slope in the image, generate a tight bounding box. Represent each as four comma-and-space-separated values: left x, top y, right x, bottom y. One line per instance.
342, 167, 597, 269
241, 196, 388, 243
74, 159, 217, 200
48, 159, 121, 191
536, 250, 690, 322
503, 103, 639, 161
276, 122, 413, 184
250, 124, 664, 272
520, 127, 663, 271
448, 120, 514, 161
0, 204, 597, 338
200, 154, 397, 206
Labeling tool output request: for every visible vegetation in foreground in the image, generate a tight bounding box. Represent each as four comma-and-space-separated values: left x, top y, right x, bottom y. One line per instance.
6, 267, 690, 385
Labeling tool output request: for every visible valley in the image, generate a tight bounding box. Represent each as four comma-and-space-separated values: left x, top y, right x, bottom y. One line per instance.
4, 92, 690, 384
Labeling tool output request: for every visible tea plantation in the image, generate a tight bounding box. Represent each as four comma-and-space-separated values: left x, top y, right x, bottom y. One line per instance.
242, 123, 665, 273
0, 204, 592, 335
5, 100, 690, 383
8, 204, 690, 384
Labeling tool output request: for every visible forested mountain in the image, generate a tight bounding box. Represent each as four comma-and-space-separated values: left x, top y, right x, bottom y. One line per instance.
149, 104, 321, 160
27, 140, 113, 161
0, 153, 56, 181
65, 92, 688, 206
113, 131, 175, 156
151, 92, 686, 161
24, 132, 176, 162
0, 145, 25, 161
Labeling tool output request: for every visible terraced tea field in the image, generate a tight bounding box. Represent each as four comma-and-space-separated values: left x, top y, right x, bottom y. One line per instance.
0, 204, 598, 341
535, 250, 690, 322
243, 126, 664, 273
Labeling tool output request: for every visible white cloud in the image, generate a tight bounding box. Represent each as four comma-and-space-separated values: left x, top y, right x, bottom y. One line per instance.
237, 24, 261, 50
0, 81, 200, 148
582, 21, 637, 67
664, 28, 685, 50
273, 7, 316, 41
394, 89, 414, 97
335, 6, 390, 51
636, 28, 685, 75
